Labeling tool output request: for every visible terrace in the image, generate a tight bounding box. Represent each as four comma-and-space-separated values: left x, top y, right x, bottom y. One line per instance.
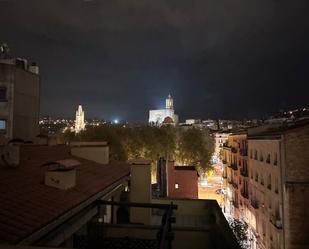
71, 199, 241, 249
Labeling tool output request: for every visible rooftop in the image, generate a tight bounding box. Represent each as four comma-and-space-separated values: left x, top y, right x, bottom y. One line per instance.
0, 144, 130, 244
248, 118, 309, 139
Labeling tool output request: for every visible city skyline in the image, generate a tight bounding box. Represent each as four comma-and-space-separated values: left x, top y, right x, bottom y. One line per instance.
1, 0, 309, 122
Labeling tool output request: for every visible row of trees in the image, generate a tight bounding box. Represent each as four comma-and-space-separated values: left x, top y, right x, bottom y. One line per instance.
58, 124, 214, 174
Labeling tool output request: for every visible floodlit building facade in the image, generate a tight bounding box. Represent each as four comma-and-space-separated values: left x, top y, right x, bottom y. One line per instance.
222, 132, 248, 222
213, 131, 230, 162
0, 58, 40, 143
149, 94, 179, 126
222, 120, 309, 249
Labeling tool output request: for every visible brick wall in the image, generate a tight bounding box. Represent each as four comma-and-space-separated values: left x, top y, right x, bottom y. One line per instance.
284, 125, 309, 248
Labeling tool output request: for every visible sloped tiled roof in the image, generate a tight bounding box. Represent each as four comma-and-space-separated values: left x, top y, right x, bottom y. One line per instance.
0, 145, 130, 244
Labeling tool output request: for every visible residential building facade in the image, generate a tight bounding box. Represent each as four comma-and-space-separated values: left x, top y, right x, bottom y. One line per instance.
222, 120, 309, 249
0, 58, 40, 143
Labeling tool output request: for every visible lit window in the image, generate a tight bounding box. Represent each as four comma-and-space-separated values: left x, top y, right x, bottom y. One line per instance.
0, 119, 6, 131
175, 183, 179, 189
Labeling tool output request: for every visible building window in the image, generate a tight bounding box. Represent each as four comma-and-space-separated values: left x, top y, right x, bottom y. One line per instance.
274, 153, 278, 166
275, 178, 279, 194
267, 174, 272, 190
254, 150, 258, 160
266, 154, 271, 164
250, 149, 252, 158
261, 175, 264, 186
260, 152, 264, 162
0, 119, 6, 132
175, 183, 179, 189
0, 87, 7, 101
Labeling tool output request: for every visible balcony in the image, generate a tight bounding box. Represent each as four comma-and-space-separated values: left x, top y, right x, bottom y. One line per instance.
240, 168, 248, 177
231, 148, 238, 154
239, 149, 248, 156
232, 182, 238, 189
232, 200, 239, 208
241, 191, 249, 199
250, 199, 259, 209
223, 143, 230, 149
71, 199, 242, 249
230, 163, 238, 171
270, 214, 283, 229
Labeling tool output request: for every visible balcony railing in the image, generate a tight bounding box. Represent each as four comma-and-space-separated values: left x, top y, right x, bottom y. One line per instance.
74, 200, 178, 249
250, 199, 259, 209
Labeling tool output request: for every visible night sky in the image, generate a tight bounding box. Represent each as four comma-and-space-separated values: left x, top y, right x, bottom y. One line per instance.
1, 0, 309, 122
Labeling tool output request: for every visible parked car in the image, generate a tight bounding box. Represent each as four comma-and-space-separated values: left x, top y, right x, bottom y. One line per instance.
215, 188, 225, 195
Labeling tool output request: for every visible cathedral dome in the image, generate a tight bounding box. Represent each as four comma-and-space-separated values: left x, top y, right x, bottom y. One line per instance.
162, 116, 174, 124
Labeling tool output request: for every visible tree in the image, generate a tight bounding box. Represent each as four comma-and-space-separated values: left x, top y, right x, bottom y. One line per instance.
56, 124, 214, 176
228, 218, 249, 249
177, 127, 213, 174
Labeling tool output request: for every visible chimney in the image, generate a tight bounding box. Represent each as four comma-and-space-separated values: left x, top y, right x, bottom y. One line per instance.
44, 159, 80, 190
28, 62, 39, 75
70, 141, 109, 164
129, 159, 152, 225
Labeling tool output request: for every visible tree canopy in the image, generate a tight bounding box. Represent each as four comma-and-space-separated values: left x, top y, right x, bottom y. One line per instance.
58, 124, 214, 174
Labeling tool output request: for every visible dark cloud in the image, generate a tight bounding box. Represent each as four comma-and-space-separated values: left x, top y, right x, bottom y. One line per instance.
1, 0, 308, 121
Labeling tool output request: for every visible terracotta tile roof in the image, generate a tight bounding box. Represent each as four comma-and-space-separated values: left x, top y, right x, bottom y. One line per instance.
0, 145, 130, 244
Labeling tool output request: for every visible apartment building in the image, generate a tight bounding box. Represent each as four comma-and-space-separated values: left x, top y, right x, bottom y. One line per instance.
222, 131, 248, 221
0, 58, 40, 143
247, 120, 309, 249
213, 131, 230, 162
223, 120, 309, 249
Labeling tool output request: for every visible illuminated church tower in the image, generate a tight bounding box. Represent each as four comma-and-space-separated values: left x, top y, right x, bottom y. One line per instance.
75, 105, 85, 133
166, 94, 173, 109
149, 94, 178, 126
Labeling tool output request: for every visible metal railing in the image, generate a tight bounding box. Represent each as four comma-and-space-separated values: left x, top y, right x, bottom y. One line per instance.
76, 200, 178, 249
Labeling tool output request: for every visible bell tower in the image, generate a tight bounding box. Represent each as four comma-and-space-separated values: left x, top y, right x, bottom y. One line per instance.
165, 94, 173, 110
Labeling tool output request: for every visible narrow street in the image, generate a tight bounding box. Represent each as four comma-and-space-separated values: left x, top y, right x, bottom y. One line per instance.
198, 163, 224, 207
